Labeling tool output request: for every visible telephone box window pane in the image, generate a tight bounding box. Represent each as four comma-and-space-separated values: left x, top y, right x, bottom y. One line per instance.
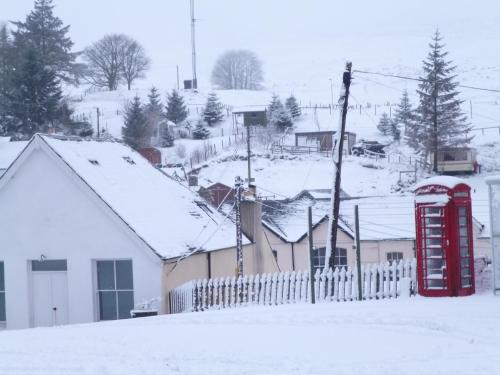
461, 277, 471, 287
98, 291, 117, 321
117, 291, 134, 319
427, 279, 444, 289
116, 260, 133, 290
0, 293, 5, 322
425, 217, 441, 226
426, 238, 441, 247
461, 258, 470, 268
0, 262, 4, 291
459, 227, 468, 236
97, 261, 115, 290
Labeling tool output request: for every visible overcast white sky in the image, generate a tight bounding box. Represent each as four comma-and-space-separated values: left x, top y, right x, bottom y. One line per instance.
3, 0, 500, 93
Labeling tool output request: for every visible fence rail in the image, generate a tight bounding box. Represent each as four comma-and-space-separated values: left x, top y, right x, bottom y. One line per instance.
170, 258, 417, 314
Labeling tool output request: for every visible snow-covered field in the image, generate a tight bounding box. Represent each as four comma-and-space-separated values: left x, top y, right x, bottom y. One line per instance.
0, 295, 499, 375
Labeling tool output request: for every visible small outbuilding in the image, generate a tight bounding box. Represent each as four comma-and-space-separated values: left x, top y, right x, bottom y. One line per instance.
295, 130, 357, 154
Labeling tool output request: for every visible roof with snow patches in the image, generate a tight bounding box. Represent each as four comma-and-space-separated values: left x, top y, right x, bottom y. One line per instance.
10, 135, 243, 259
261, 195, 354, 243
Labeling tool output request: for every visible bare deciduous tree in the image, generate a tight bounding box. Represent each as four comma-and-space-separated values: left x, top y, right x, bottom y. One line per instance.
211, 50, 263, 90
83, 34, 150, 91
121, 38, 150, 90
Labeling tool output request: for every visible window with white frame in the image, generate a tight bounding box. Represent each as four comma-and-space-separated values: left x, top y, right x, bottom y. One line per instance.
0, 262, 5, 324
96, 260, 134, 320
333, 248, 348, 268
313, 247, 348, 270
312, 247, 326, 271
386, 252, 404, 263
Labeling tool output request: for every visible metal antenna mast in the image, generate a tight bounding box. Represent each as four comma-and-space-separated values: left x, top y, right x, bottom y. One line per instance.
190, 0, 197, 89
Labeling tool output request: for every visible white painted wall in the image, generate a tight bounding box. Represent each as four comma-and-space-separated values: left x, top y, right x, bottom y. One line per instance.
0, 144, 163, 329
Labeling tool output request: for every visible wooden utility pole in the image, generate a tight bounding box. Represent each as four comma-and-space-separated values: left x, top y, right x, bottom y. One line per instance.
308, 206, 316, 304
96, 107, 100, 139
234, 176, 244, 277
326, 62, 352, 268
354, 205, 362, 300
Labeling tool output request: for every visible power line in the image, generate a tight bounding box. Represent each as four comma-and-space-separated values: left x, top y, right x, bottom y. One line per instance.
353, 70, 500, 94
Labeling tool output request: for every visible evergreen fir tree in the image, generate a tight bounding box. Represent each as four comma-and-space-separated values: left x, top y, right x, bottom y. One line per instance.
393, 89, 419, 149
0, 25, 14, 133
11, 0, 80, 83
274, 107, 293, 132
192, 120, 210, 139
267, 94, 286, 127
377, 113, 392, 136
285, 95, 301, 119
144, 86, 164, 146
389, 118, 401, 141
416, 30, 473, 170
6, 47, 62, 135
122, 96, 148, 149
203, 93, 224, 126
165, 89, 188, 125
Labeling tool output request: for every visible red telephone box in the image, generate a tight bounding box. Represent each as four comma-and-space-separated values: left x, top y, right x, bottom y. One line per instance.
414, 176, 475, 297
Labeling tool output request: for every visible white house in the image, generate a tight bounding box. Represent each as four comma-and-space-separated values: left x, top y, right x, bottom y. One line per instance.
0, 134, 240, 330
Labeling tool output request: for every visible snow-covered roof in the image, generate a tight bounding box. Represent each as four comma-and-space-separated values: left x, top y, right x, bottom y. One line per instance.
23, 135, 242, 259
0, 138, 28, 169
414, 176, 468, 191
261, 196, 354, 243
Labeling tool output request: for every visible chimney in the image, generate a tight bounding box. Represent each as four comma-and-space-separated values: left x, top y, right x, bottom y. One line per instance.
240, 186, 264, 273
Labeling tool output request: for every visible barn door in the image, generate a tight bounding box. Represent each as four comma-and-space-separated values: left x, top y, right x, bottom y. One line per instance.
31, 260, 69, 327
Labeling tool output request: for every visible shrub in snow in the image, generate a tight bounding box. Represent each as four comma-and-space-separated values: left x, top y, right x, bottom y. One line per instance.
192, 121, 210, 140
203, 93, 224, 126
175, 144, 187, 159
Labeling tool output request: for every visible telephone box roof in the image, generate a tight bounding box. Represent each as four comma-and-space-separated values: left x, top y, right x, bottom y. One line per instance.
414, 176, 468, 191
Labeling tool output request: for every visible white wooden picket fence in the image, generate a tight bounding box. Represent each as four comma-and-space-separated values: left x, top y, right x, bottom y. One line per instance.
169, 258, 417, 314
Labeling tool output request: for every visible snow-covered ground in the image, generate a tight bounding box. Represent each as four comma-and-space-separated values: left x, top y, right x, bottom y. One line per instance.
0, 294, 499, 375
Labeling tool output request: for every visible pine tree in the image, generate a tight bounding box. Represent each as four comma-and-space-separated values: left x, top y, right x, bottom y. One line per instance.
122, 96, 148, 149
203, 93, 224, 126
6, 47, 62, 135
144, 87, 163, 146
165, 89, 188, 125
285, 95, 301, 119
393, 89, 419, 149
416, 30, 473, 171
389, 118, 401, 141
377, 113, 392, 136
192, 120, 210, 139
274, 107, 293, 132
11, 0, 80, 83
0, 25, 14, 133
267, 94, 285, 126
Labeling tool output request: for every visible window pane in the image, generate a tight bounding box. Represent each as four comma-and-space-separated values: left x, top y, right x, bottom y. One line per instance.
116, 260, 133, 290
0, 262, 4, 291
117, 291, 134, 319
98, 291, 117, 320
0, 293, 5, 322
31, 260, 67, 272
97, 261, 115, 290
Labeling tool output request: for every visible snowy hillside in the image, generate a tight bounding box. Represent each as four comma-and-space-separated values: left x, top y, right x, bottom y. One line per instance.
1, 295, 499, 375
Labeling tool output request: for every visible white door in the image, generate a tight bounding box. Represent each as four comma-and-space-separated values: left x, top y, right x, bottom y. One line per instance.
32, 271, 69, 327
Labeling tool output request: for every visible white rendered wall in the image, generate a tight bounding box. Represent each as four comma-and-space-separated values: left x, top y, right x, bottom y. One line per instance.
0, 147, 163, 329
